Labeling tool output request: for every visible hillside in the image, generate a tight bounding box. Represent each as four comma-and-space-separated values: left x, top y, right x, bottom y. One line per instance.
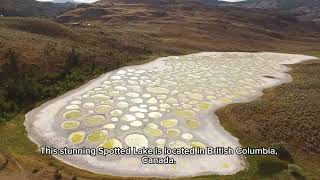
0, 0, 75, 17
1, 0, 319, 22
222, 0, 320, 23
57, 1, 320, 52
232, 0, 320, 9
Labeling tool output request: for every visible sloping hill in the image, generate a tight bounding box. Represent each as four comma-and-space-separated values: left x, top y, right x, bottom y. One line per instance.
0, 0, 75, 17
57, 0, 320, 52
222, 0, 320, 23
232, 0, 320, 9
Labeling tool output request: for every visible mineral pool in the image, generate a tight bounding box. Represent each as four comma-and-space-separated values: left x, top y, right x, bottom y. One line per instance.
25, 52, 316, 177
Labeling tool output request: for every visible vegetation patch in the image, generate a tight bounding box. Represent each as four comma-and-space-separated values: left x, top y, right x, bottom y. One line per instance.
257, 160, 288, 176
216, 59, 320, 178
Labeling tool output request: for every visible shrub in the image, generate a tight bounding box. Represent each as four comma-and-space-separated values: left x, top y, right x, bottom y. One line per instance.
272, 143, 294, 162
32, 168, 39, 174
257, 160, 288, 176
288, 164, 305, 180
5, 77, 43, 104
54, 172, 62, 180
65, 48, 79, 71
4, 48, 18, 73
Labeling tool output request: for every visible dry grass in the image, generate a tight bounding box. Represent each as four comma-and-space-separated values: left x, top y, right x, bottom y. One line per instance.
0, 17, 152, 75
216, 59, 320, 178
0, 0, 74, 17
57, 4, 320, 55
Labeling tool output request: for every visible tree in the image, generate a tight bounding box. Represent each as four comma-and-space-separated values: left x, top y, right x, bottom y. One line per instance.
5, 48, 18, 73
42, 42, 57, 71
65, 47, 79, 71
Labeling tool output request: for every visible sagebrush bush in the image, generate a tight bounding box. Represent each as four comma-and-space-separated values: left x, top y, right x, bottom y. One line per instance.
288, 164, 305, 180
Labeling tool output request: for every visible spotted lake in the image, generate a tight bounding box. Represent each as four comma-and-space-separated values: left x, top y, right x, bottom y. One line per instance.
25, 52, 315, 177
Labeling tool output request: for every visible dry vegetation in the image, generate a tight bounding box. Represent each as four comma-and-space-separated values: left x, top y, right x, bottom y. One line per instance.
218, 60, 320, 154
0, 0, 75, 17
217, 60, 320, 179
0, 16, 152, 123
58, 3, 320, 54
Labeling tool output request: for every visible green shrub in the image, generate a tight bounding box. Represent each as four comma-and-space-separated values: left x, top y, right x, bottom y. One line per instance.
4, 48, 19, 73
272, 143, 294, 162
65, 48, 79, 71
257, 160, 288, 176
5, 77, 43, 104
288, 164, 305, 180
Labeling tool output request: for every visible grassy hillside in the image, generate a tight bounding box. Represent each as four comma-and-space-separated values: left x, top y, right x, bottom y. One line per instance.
216, 59, 320, 179
224, 0, 320, 23
58, 3, 320, 56
0, 17, 152, 123
0, 0, 75, 17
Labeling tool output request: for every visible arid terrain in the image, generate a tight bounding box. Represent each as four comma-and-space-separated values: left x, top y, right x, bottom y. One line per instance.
0, 0, 75, 17
217, 60, 320, 179
222, 0, 320, 23
0, 0, 319, 179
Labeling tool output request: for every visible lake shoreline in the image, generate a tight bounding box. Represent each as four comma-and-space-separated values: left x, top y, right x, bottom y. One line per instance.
24, 52, 317, 178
